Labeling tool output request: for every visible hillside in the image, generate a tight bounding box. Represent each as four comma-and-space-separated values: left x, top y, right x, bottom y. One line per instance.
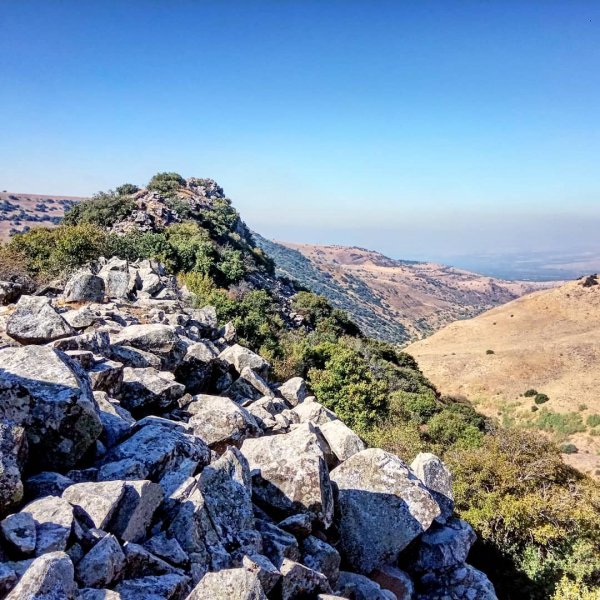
406, 276, 600, 476
256, 238, 552, 344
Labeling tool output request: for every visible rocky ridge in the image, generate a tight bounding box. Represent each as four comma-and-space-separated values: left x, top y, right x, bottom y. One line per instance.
0, 257, 497, 599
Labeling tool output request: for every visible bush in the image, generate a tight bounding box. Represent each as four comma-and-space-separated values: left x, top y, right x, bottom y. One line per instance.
525, 389, 538, 397
63, 190, 135, 228
560, 443, 578, 454
535, 393, 550, 404
587, 414, 600, 428
535, 409, 586, 437
147, 172, 185, 195
486, 349, 495, 355
115, 183, 139, 195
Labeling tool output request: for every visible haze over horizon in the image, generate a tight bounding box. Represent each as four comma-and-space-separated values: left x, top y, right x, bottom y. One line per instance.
1, 1, 599, 274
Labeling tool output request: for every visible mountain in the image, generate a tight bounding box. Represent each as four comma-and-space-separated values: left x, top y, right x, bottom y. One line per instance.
255, 237, 553, 344
405, 275, 600, 477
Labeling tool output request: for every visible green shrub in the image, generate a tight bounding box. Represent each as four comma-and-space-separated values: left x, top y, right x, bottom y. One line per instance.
587, 414, 600, 428
63, 190, 135, 228
115, 183, 139, 195
560, 443, 578, 454
525, 389, 538, 397
486, 349, 495, 355
535, 393, 550, 404
147, 172, 185, 195
535, 409, 586, 437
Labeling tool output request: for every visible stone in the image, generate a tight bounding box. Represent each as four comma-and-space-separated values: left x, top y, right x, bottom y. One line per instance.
279, 558, 332, 599
278, 513, 312, 538
115, 573, 190, 599
63, 481, 125, 530
99, 258, 134, 300
224, 367, 273, 404
242, 554, 281, 594
241, 423, 334, 527
371, 565, 414, 600
94, 392, 134, 449
329, 448, 440, 574
0, 345, 102, 470
78, 590, 122, 600
120, 367, 185, 413
0, 564, 17, 597
0, 422, 27, 515
411, 452, 454, 523
76, 534, 126, 588
64, 349, 96, 369
417, 564, 497, 600
144, 532, 189, 567
1, 511, 37, 554
62, 306, 102, 329
277, 377, 308, 407
20, 496, 74, 555
109, 480, 163, 543
255, 520, 299, 568
319, 419, 365, 462
6, 295, 74, 344
107, 345, 162, 369
111, 324, 187, 370
409, 518, 476, 572
174, 341, 218, 394
63, 270, 105, 303
24, 472, 74, 501
300, 535, 340, 584
186, 567, 267, 599
291, 399, 337, 425
335, 571, 397, 600
188, 395, 260, 448
122, 542, 183, 578
88, 359, 124, 396
218, 344, 270, 377
0, 280, 23, 305
5, 551, 76, 600
53, 330, 110, 354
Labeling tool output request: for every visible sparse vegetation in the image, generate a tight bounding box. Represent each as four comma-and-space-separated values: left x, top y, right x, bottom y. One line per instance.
525, 388, 538, 397
486, 349, 495, 354
535, 392, 550, 404
587, 414, 600, 428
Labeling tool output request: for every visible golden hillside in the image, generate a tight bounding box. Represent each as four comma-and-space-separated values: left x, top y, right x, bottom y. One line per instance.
406, 276, 600, 476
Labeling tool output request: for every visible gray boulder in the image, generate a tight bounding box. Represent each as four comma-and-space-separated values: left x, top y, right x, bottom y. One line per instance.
277, 377, 308, 406
63, 270, 105, 303
300, 535, 340, 585
242, 554, 281, 594
371, 566, 414, 600
5, 551, 76, 600
76, 534, 125, 588
319, 419, 365, 462
0, 422, 27, 515
254, 520, 299, 568
1, 511, 37, 554
0, 345, 102, 470
186, 567, 267, 600
335, 571, 397, 600
330, 448, 440, 573
24, 472, 74, 501
98, 258, 134, 300
19, 496, 74, 555
87, 359, 124, 396
291, 399, 337, 425
144, 532, 189, 567
411, 452, 454, 523
62, 480, 126, 530
279, 558, 332, 599
120, 367, 185, 413
107, 345, 162, 369
218, 344, 270, 377
0, 564, 17, 597
174, 341, 218, 394
417, 564, 497, 600
224, 367, 273, 404
6, 296, 74, 344
115, 573, 190, 599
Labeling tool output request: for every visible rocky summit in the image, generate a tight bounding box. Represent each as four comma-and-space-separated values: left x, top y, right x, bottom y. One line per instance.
0, 253, 496, 600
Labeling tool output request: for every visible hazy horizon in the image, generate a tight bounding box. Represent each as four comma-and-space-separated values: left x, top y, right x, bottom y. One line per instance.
1, 1, 599, 276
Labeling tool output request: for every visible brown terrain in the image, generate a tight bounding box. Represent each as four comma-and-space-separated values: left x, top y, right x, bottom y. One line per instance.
406, 276, 600, 476
0, 191, 86, 240
281, 242, 553, 341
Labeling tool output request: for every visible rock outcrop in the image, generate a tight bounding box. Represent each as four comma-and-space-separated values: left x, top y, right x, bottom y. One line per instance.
0, 257, 496, 600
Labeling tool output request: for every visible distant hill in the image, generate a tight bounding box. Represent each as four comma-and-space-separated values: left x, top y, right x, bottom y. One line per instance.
406, 276, 600, 476
255, 237, 552, 344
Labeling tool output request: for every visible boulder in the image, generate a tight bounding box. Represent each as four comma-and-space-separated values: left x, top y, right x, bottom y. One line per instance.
300, 535, 340, 584
335, 571, 397, 600
122, 542, 183, 578
0, 280, 23, 305
278, 513, 312, 538
111, 324, 187, 370
0, 564, 17, 597
114, 573, 190, 599
329, 448, 440, 573
224, 367, 273, 404
63, 480, 126, 530
19, 496, 74, 555
120, 367, 185, 413
98, 258, 134, 300
87, 359, 124, 396
0, 345, 102, 470
144, 532, 189, 567
24, 472, 74, 501
107, 345, 162, 369
218, 344, 270, 377
6, 295, 75, 345
291, 399, 337, 425
411, 452, 454, 523
94, 392, 134, 449
319, 419, 365, 462
254, 520, 299, 568
186, 567, 267, 599
371, 565, 414, 600
277, 377, 308, 407
188, 395, 260, 448
5, 551, 76, 600
417, 564, 497, 600
63, 270, 105, 303
174, 341, 218, 394
241, 423, 334, 528
76, 534, 126, 588
1, 511, 37, 554
62, 306, 103, 329
0, 422, 27, 515
53, 330, 110, 354
279, 558, 332, 599
242, 554, 281, 594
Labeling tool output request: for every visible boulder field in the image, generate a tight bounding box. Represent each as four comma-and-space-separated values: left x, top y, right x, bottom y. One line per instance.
0, 258, 497, 599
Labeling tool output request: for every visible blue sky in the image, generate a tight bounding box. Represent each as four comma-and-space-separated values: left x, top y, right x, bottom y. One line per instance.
1, 1, 599, 265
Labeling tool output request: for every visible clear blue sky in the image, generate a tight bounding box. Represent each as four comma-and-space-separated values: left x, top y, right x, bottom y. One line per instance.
1, 1, 599, 264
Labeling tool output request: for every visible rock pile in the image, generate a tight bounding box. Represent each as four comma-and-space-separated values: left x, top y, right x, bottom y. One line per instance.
0, 261, 497, 599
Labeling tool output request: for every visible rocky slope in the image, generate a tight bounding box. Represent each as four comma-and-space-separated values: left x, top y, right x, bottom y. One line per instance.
405, 276, 600, 477
0, 255, 497, 599
256, 239, 553, 344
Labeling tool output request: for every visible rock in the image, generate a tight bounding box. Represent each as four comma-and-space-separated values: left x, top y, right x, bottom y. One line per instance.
111, 324, 187, 370
188, 395, 260, 448
242, 554, 281, 594
62, 481, 125, 530
409, 518, 476, 572
76, 534, 126, 588
0, 345, 102, 470
218, 344, 270, 377
120, 367, 185, 413
99, 421, 210, 483
20, 496, 74, 555
0, 564, 17, 597
1, 511, 37, 554
63, 270, 105, 303
335, 571, 397, 600
277, 377, 308, 407
0, 422, 27, 515
88, 359, 124, 396
330, 448, 440, 574
109, 480, 163, 543
279, 558, 332, 599
318, 419, 365, 462
186, 567, 267, 599
278, 513, 312, 538
144, 532, 189, 567
64, 349, 96, 369
255, 520, 299, 568
5, 551, 76, 600
300, 535, 340, 585
78, 590, 121, 600
0, 280, 23, 305
99, 258, 134, 300
291, 399, 337, 425
62, 307, 102, 329
174, 341, 218, 394
53, 330, 110, 354
417, 564, 497, 600
241, 423, 334, 528
224, 367, 273, 404
410, 452, 454, 523
107, 345, 162, 369
122, 542, 183, 578
371, 566, 414, 600
6, 296, 74, 344
115, 573, 190, 599
24, 472, 74, 501
94, 392, 134, 449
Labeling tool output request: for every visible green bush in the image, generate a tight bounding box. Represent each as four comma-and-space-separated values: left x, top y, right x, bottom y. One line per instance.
535, 393, 550, 404
147, 172, 185, 195
525, 389, 538, 397
63, 190, 136, 228
486, 349, 495, 355
587, 414, 600, 428
535, 409, 586, 437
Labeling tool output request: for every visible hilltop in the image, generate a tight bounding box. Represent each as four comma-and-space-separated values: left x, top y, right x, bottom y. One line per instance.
256, 237, 552, 344
406, 276, 600, 476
